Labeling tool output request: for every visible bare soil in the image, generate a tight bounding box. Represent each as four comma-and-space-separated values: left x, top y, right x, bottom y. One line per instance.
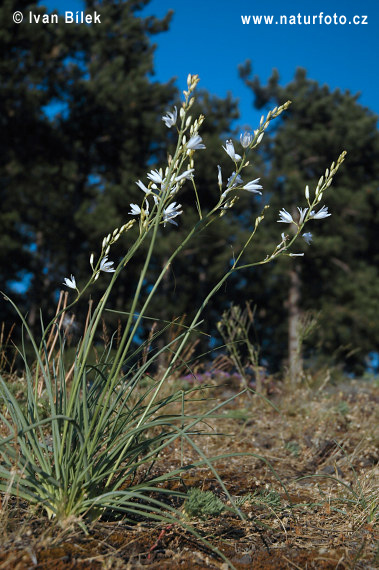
0, 378, 378, 569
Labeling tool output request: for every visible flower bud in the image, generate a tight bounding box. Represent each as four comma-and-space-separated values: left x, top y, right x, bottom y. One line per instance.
240, 131, 252, 148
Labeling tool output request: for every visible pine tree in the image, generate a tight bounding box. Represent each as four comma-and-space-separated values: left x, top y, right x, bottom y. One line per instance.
237, 63, 379, 374
1, 0, 71, 321
1, 0, 175, 333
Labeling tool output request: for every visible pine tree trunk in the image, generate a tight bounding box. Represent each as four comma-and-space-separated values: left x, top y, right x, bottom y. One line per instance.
288, 264, 302, 384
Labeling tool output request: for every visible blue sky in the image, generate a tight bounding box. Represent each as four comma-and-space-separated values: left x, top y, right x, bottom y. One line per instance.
41, 0, 379, 130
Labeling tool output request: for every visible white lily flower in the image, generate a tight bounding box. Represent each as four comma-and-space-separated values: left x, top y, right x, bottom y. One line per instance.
147, 169, 164, 184
129, 203, 142, 216
163, 202, 183, 226
310, 205, 331, 219
227, 172, 243, 189
130, 200, 149, 214
242, 178, 263, 195
297, 207, 308, 224
136, 180, 150, 194
175, 169, 195, 182
99, 256, 116, 273
240, 131, 252, 148
277, 209, 294, 224
63, 274, 76, 289
222, 139, 242, 162
187, 134, 206, 150
162, 106, 177, 128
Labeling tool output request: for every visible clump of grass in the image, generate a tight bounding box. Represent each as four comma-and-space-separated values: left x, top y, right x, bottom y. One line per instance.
235, 487, 282, 511
183, 488, 226, 519
285, 440, 301, 457
335, 400, 350, 416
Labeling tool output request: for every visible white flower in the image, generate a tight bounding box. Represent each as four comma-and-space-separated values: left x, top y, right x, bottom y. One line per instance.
63, 274, 76, 289
289, 253, 304, 257
175, 169, 194, 182
129, 200, 149, 214
147, 169, 164, 184
242, 178, 263, 195
222, 139, 242, 162
163, 202, 183, 226
227, 172, 243, 189
136, 180, 150, 194
162, 106, 177, 128
187, 134, 206, 150
302, 232, 313, 245
129, 203, 142, 216
217, 165, 222, 186
310, 205, 331, 219
240, 131, 252, 148
99, 256, 116, 273
297, 207, 308, 224
277, 209, 294, 224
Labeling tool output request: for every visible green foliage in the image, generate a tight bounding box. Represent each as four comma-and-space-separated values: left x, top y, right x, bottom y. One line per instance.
183, 488, 226, 519
253, 488, 282, 510
335, 400, 350, 417
236, 487, 282, 511
285, 440, 301, 457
